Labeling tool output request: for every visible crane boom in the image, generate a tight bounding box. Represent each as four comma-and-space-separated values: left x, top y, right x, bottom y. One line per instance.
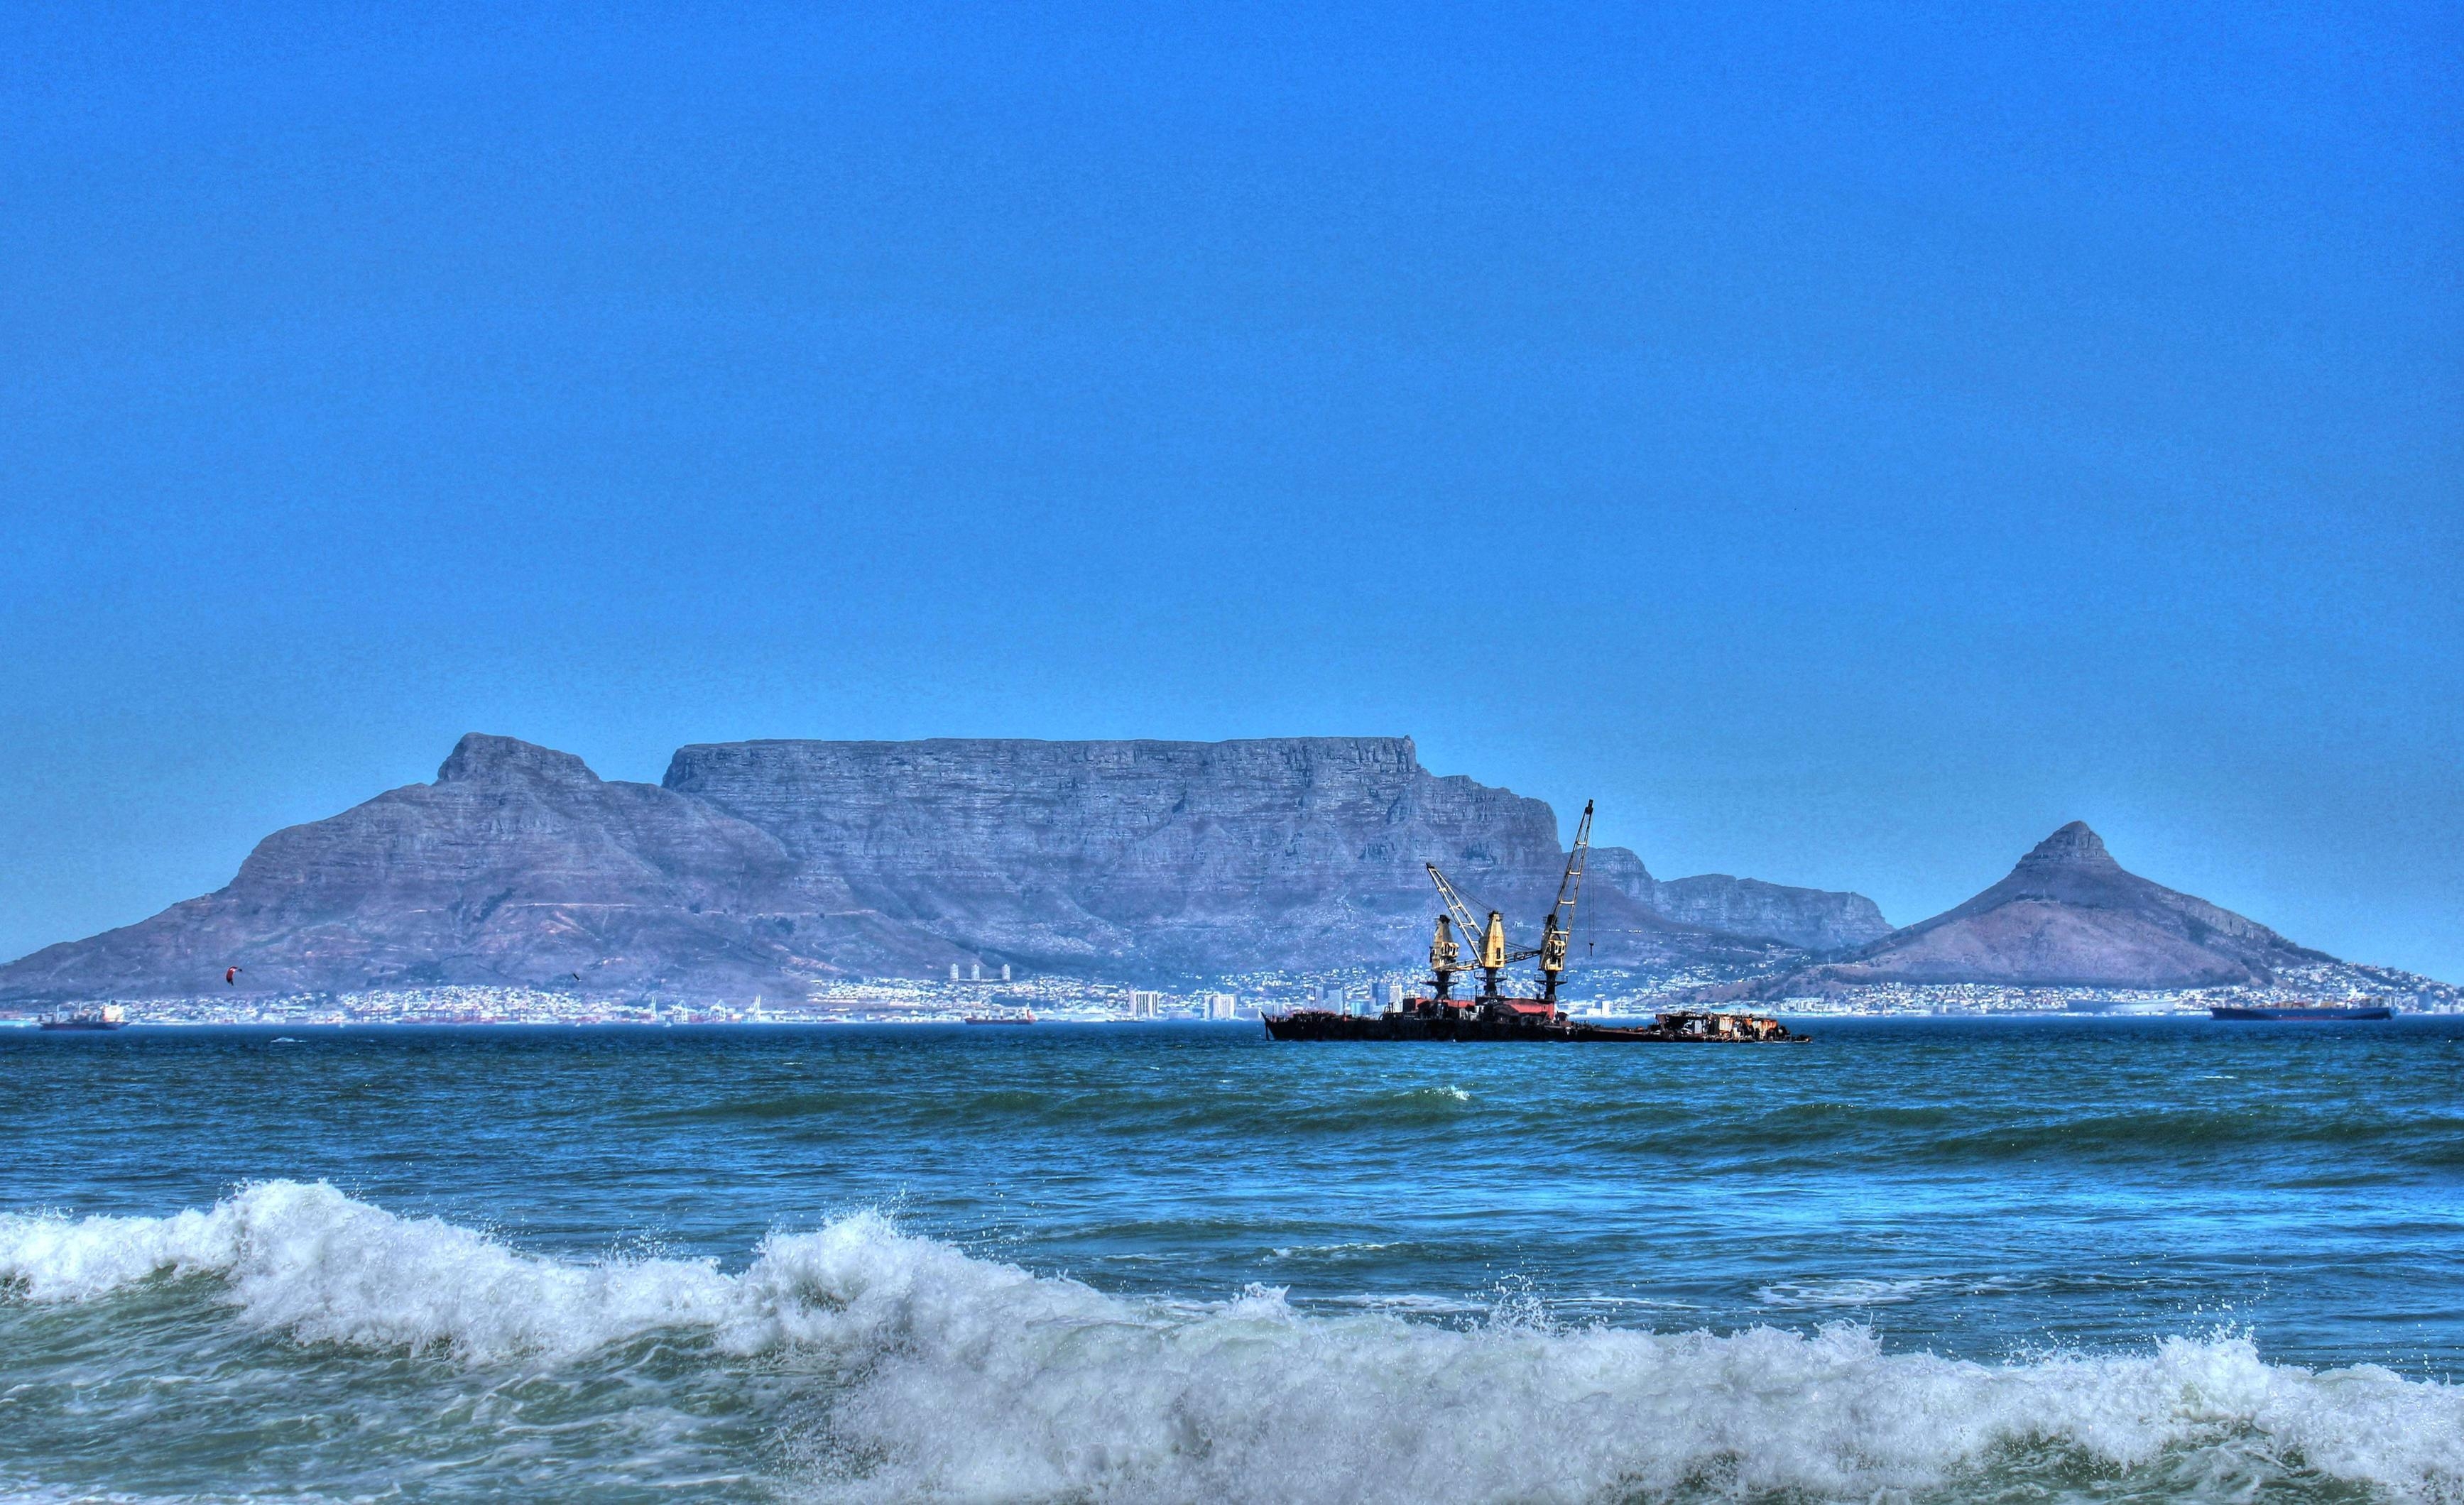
1424, 863, 1487, 943
1427, 863, 1513, 997
1536, 800, 1594, 1005
1549, 801, 1594, 941
1423, 802, 1595, 1009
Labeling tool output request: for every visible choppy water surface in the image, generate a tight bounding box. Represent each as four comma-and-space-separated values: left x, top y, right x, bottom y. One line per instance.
2, 1017, 2459, 1502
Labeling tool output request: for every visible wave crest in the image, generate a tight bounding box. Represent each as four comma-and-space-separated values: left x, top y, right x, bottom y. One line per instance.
5, 1182, 2460, 1502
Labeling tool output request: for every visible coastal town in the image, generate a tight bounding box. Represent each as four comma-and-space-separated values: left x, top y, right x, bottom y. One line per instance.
7, 957, 2453, 1028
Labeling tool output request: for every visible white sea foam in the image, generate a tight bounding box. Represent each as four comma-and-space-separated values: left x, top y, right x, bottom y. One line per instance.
4, 1182, 2460, 1503
1757, 1275, 1951, 1308
1268, 1239, 1401, 1259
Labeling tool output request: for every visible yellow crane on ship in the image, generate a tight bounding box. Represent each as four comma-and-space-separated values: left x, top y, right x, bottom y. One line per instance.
1423, 800, 1594, 1008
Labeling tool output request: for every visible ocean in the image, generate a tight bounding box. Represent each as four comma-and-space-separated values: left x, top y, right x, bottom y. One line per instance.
2, 1017, 2458, 1502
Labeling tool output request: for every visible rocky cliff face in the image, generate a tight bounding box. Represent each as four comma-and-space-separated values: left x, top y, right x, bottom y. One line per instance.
0, 735, 851, 1000
661, 737, 1892, 973
1, 733, 1893, 999
1584, 845, 1887, 953
663, 737, 1554, 973
1742, 821, 2327, 995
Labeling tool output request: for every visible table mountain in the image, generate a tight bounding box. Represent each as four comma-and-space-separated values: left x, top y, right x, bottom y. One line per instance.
0, 733, 1891, 1000
1738, 821, 2329, 995
663, 737, 1892, 975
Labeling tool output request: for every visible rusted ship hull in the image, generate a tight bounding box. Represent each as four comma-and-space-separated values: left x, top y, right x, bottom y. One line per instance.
1263, 1007, 1806, 1044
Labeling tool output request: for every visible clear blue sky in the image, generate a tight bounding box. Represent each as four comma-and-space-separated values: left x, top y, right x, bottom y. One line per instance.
4, 3, 2458, 978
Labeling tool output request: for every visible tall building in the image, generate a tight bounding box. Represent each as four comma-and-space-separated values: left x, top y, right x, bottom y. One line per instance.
1125, 990, 1162, 1019
1205, 993, 1238, 1019
949, 963, 960, 983
1001, 963, 1012, 982
969, 961, 982, 982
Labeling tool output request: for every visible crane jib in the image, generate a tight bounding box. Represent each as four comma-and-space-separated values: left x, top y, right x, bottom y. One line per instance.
1422, 798, 1596, 1007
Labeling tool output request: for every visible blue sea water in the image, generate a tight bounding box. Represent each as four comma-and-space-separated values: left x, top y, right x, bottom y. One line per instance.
1, 1016, 2459, 1502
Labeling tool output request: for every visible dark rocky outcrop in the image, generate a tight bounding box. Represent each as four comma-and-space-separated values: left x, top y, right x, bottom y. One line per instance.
0, 733, 1893, 999
1738, 821, 2328, 995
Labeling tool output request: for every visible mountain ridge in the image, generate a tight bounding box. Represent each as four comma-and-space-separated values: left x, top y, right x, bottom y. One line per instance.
0, 732, 1890, 1000
1729, 820, 2333, 997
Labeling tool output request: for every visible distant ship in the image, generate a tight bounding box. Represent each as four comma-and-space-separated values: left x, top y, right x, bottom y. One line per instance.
964, 1009, 1036, 1026
1265, 1006, 1803, 1043
39, 1005, 127, 1031
1265, 801, 1804, 1046
2209, 1003, 2394, 1021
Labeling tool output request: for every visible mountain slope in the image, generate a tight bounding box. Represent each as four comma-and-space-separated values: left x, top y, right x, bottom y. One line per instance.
0, 735, 878, 1000
1753, 821, 2327, 992
1584, 845, 1886, 954
1, 733, 1892, 999
662, 736, 1892, 971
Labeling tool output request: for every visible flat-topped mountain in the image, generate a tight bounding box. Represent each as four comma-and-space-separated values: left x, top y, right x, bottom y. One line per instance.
662, 737, 1888, 973
0, 733, 1890, 1000
1741, 821, 2328, 995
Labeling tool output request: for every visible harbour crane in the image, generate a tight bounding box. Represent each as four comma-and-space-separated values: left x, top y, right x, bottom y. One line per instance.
1424, 863, 1508, 999
1427, 913, 1463, 1002
1537, 801, 1593, 1007
1421, 799, 1595, 1006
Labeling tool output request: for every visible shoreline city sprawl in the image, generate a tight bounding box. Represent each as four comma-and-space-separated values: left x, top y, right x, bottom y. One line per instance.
7, 958, 2454, 1029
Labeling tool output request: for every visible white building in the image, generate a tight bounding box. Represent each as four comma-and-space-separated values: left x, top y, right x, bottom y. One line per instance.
1205, 993, 1238, 1019
1125, 990, 1162, 1019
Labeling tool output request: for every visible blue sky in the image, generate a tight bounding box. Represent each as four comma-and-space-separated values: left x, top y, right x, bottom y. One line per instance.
4, 2, 2458, 978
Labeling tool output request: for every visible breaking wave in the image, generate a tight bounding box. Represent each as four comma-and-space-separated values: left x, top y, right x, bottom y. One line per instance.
4, 1181, 2461, 1503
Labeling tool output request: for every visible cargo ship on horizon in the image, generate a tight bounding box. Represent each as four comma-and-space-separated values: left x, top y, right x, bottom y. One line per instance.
1265, 802, 1804, 1045
38, 1005, 127, 1031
